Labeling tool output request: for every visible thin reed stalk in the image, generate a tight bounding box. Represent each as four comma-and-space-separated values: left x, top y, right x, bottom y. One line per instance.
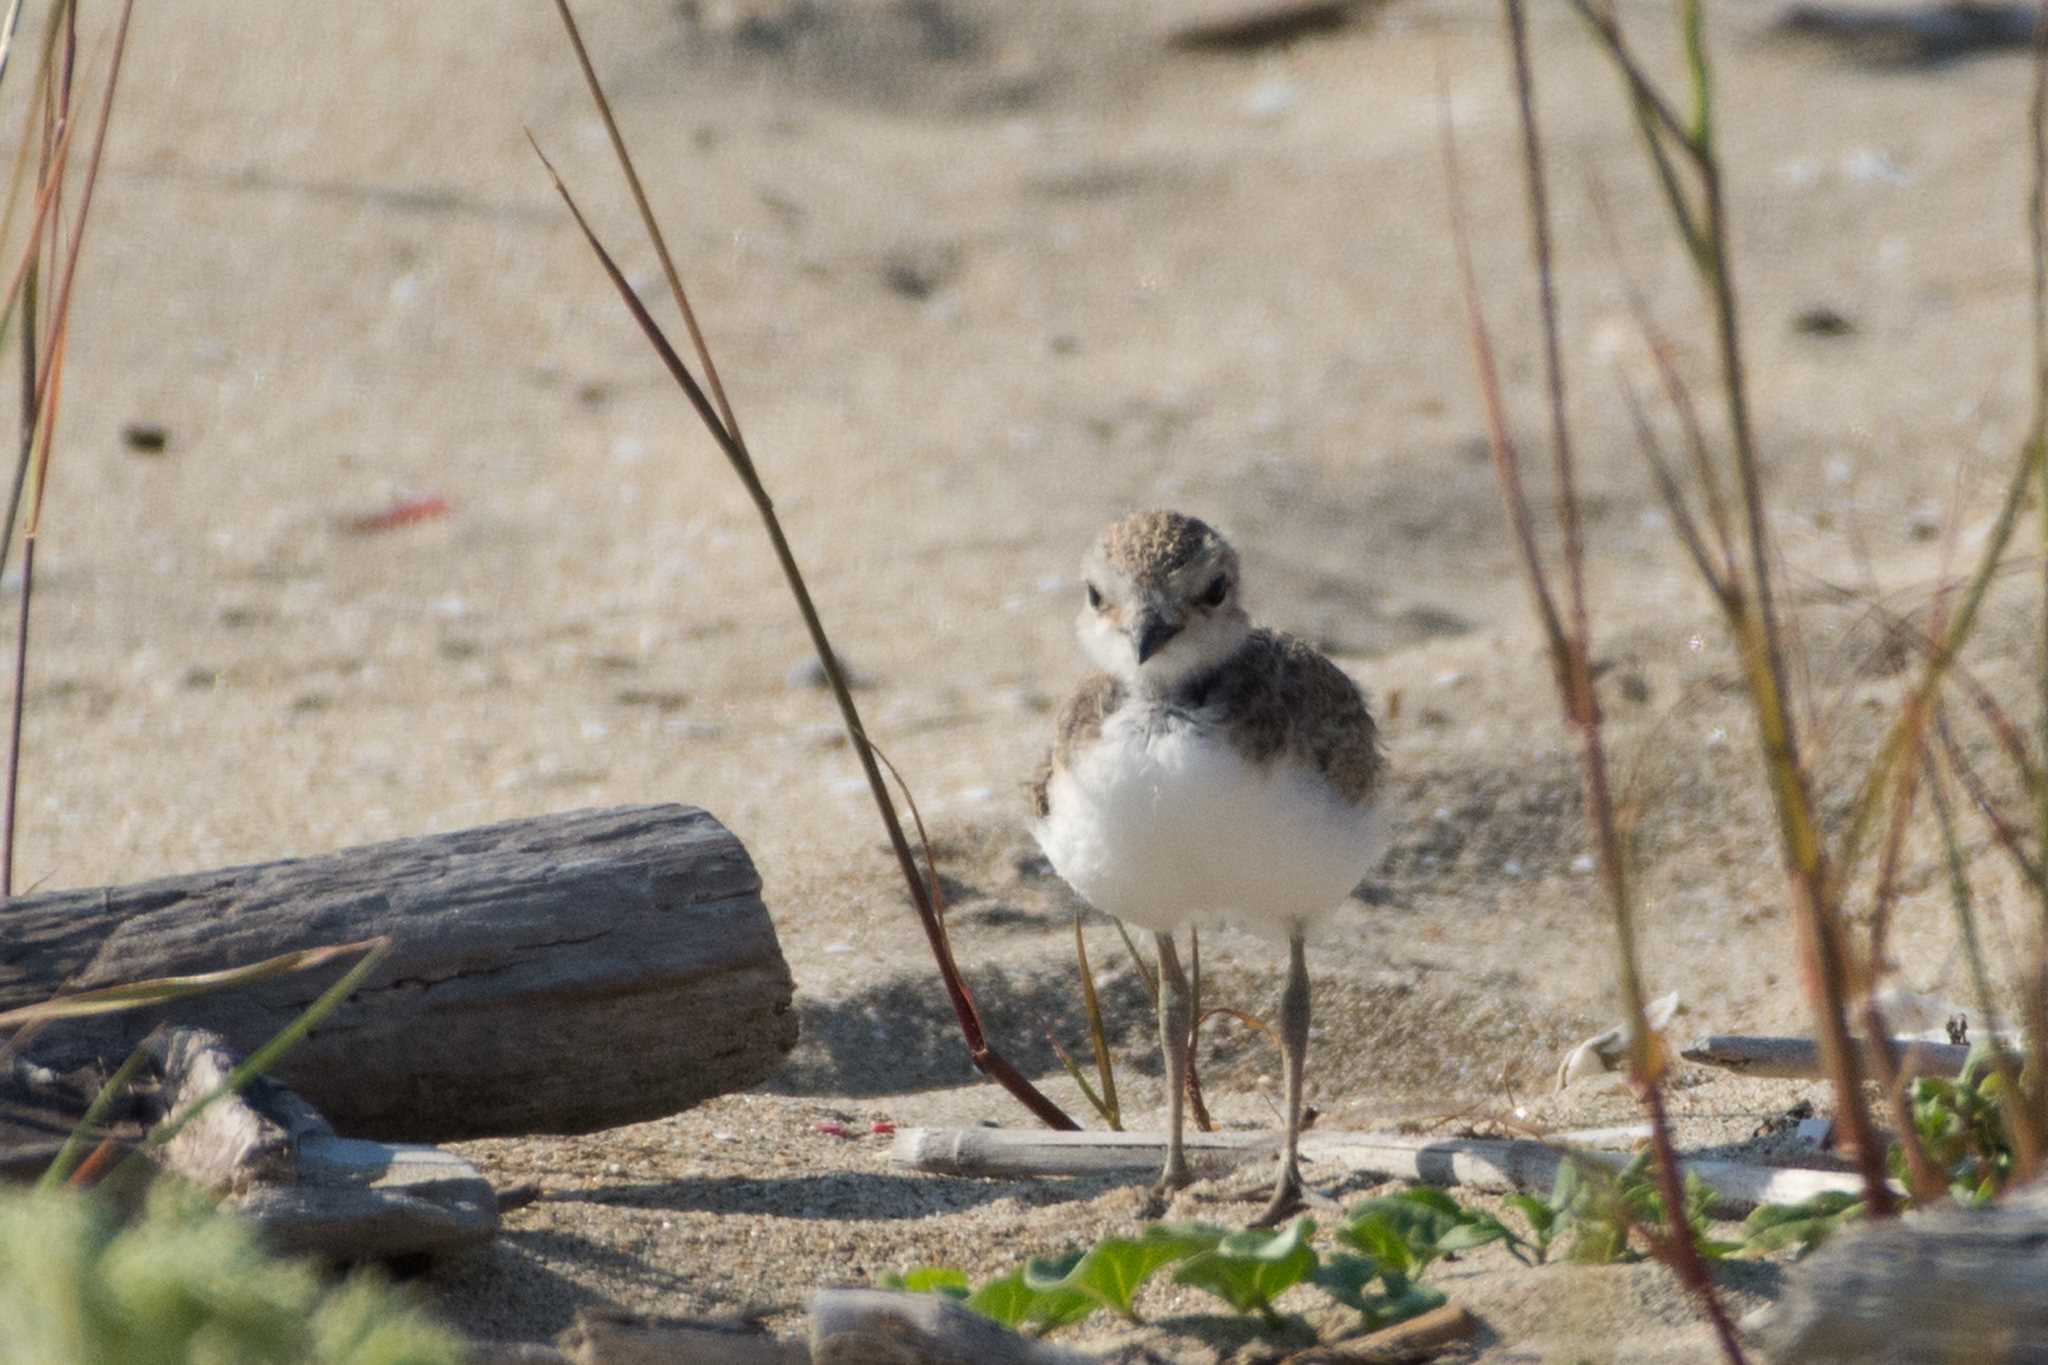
1450, 11, 1745, 1357
1570, 0, 1901, 1215
2, 0, 127, 901
540, 0, 1074, 1129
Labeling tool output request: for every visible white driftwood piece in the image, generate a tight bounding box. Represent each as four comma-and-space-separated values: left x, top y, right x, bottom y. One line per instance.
1753, 1180, 2048, 1362
810, 1289, 1101, 1365
1680, 1033, 1979, 1081
892, 1128, 1881, 1214
4, 805, 795, 1141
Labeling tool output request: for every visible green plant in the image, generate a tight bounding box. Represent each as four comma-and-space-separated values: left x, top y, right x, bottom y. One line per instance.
1739, 1192, 1863, 1260
1168, 1218, 1318, 1326
1897, 1049, 2019, 1204
1021, 1224, 1223, 1323
1502, 1157, 1735, 1266
1337, 1187, 1526, 1276
881, 1198, 1511, 1340
0, 1184, 463, 1365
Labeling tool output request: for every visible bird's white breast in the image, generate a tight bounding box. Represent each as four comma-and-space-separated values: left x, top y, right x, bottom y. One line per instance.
1034, 704, 1383, 937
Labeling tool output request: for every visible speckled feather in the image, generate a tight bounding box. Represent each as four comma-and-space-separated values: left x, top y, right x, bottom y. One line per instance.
1030, 629, 1381, 818
1100, 510, 1218, 587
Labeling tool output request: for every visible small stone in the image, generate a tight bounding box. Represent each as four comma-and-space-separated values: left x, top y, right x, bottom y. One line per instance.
122, 422, 169, 454
1793, 305, 1856, 337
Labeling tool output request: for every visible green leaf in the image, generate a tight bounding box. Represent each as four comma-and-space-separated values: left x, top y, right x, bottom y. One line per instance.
1739, 1193, 1863, 1259
1173, 1217, 1318, 1320
1358, 1273, 1448, 1331
1504, 1194, 1555, 1263
1015, 1252, 1098, 1329
1336, 1210, 1417, 1278
1309, 1252, 1382, 1312
1023, 1226, 1215, 1321
964, 1270, 1039, 1329
883, 1266, 971, 1299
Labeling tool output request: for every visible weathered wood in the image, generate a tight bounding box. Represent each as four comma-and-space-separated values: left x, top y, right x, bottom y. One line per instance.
4, 805, 796, 1141
893, 1125, 1277, 1179
1680, 1033, 1984, 1081
891, 1128, 1883, 1214
1754, 1180, 2048, 1363
143, 1027, 497, 1261
559, 1310, 806, 1365
810, 1289, 1101, 1365
237, 1134, 498, 1261
150, 1027, 316, 1194
1278, 1303, 1476, 1364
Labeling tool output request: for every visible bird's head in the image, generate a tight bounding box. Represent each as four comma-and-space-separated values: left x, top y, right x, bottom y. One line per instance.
1076, 510, 1249, 693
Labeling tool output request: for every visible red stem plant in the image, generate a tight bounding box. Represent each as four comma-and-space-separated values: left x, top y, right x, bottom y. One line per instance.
537, 0, 1075, 1129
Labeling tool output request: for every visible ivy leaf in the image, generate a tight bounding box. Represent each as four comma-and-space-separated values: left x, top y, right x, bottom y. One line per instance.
1022, 1225, 1217, 1321
882, 1266, 971, 1299
1173, 1217, 1319, 1322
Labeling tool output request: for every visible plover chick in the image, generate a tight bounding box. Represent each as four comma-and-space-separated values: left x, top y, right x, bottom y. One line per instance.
1030, 510, 1385, 1225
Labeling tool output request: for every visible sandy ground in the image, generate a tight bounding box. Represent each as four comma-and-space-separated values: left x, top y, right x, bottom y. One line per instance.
13, 0, 2048, 1358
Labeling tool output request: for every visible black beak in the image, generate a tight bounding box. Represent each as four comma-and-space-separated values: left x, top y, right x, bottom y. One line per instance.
1134, 613, 1180, 665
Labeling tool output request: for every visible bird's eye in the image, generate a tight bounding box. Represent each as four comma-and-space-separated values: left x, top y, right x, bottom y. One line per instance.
1198, 575, 1229, 608
1086, 583, 1105, 611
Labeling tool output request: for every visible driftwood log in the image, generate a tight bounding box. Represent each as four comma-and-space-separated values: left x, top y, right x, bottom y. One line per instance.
3, 805, 795, 1141
892, 1128, 1881, 1214
1681, 1033, 1984, 1081
1753, 1180, 2048, 1362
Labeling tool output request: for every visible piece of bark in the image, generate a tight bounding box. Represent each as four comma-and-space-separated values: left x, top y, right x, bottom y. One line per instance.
5, 804, 795, 1141
150, 1027, 324, 1194
559, 1310, 806, 1365
891, 1128, 1881, 1214
236, 1134, 498, 1261
810, 1289, 1101, 1365
1753, 1180, 2048, 1362
1279, 1303, 1476, 1364
140, 1027, 498, 1261
1681, 1033, 1985, 1081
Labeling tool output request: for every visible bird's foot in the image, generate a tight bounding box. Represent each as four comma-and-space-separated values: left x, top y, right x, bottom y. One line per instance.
1141, 1158, 1195, 1218
1248, 1163, 1305, 1229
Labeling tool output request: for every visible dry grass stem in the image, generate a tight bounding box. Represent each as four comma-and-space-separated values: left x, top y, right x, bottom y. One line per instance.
538, 0, 1075, 1129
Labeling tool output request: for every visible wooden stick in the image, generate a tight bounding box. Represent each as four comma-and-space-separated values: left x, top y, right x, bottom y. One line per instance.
1681, 1033, 1988, 1081
1278, 1303, 1477, 1364
891, 1128, 1884, 1214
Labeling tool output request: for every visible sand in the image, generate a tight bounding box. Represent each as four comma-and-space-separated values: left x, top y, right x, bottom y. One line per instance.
13, 0, 2048, 1358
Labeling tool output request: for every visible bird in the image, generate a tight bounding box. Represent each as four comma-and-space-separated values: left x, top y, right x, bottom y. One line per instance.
1030, 510, 1385, 1225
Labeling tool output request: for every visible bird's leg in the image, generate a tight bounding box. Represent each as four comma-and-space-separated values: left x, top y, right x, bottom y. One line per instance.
1149, 929, 1194, 1208
1253, 929, 1310, 1228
